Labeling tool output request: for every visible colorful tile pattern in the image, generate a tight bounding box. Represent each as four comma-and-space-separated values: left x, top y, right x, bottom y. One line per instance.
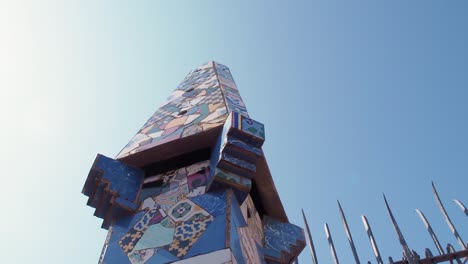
167, 198, 210, 222
117, 62, 249, 158
184, 214, 227, 258
166, 215, 214, 258
128, 248, 155, 264
133, 220, 175, 251
154, 184, 189, 211
85, 62, 305, 264
187, 168, 209, 191
214, 62, 249, 117
107, 161, 231, 263
208, 112, 265, 203
214, 168, 251, 191
119, 228, 144, 254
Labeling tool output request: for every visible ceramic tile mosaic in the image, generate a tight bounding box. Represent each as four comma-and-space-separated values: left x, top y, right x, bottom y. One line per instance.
167, 198, 211, 223
85, 62, 305, 264
214, 168, 252, 191
102, 242, 131, 264
166, 215, 214, 258
154, 184, 189, 211
220, 153, 256, 172
214, 62, 249, 117
145, 249, 179, 264
185, 160, 210, 175
229, 112, 265, 148
82, 154, 144, 229
189, 192, 227, 217
119, 228, 145, 254
133, 209, 163, 231
263, 216, 306, 263
117, 62, 250, 159
186, 168, 209, 191
139, 187, 163, 203
103, 159, 225, 263
239, 115, 265, 142
227, 137, 262, 157
184, 214, 226, 258
208, 111, 266, 199
140, 197, 157, 211
108, 211, 147, 245
186, 186, 205, 197
128, 248, 155, 264
132, 220, 175, 251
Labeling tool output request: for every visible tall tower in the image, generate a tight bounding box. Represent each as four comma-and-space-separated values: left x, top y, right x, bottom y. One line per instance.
83, 62, 306, 264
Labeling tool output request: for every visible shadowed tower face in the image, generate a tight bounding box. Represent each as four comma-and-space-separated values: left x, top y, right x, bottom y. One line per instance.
82, 62, 305, 264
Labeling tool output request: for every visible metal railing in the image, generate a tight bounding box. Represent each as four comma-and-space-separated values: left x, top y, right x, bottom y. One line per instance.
302, 182, 467, 264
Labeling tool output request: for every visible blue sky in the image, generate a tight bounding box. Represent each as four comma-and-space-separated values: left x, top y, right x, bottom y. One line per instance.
1, 1, 467, 263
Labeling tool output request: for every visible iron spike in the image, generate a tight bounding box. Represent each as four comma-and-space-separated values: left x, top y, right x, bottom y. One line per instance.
383, 194, 418, 264
424, 248, 433, 258
301, 209, 319, 264
432, 182, 466, 250
454, 199, 468, 217
446, 243, 463, 264
361, 215, 384, 264
415, 209, 445, 255
324, 223, 340, 264
337, 200, 360, 264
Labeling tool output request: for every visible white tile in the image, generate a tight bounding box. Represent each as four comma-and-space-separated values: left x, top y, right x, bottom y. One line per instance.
170, 249, 232, 264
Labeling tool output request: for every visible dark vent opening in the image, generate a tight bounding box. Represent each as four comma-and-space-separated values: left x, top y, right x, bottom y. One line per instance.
143, 148, 211, 177
250, 181, 266, 219
143, 179, 163, 189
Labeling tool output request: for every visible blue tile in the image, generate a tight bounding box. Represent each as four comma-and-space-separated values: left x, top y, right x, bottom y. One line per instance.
146, 248, 179, 264
139, 187, 162, 202
109, 211, 146, 244
230, 195, 247, 264
102, 242, 130, 264
230, 193, 247, 228
94, 154, 144, 202
184, 214, 226, 258
189, 192, 226, 217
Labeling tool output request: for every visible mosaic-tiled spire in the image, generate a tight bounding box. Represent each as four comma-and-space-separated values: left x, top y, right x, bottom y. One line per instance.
117, 62, 249, 159
82, 62, 305, 264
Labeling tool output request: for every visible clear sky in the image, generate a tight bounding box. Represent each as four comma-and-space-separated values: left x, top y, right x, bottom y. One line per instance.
1, 1, 467, 263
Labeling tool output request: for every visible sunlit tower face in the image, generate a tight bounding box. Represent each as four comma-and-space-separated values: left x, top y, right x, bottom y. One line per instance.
82, 62, 305, 264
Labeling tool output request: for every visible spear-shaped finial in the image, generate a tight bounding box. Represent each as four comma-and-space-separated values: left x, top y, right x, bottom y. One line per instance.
337, 200, 360, 264
432, 182, 466, 250
415, 209, 444, 255
383, 194, 418, 264
361, 215, 384, 264
324, 223, 339, 264
453, 199, 468, 218
302, 209, 319, 264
